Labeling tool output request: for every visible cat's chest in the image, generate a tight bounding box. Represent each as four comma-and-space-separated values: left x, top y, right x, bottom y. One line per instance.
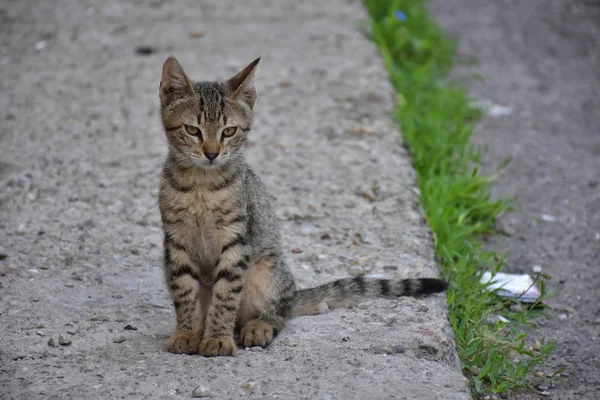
178, 191, 227, 268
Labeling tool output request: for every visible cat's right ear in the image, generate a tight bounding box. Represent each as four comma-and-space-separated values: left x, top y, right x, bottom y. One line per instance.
159, 57, 194, 107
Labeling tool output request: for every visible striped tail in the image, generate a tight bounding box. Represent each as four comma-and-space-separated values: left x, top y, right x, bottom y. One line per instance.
291, 276, 448, 316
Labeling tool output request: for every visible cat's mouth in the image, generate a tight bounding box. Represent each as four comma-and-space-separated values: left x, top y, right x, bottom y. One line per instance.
190, 154, 224, 169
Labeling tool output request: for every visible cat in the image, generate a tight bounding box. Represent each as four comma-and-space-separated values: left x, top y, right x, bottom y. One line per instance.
158, 56, 448, 357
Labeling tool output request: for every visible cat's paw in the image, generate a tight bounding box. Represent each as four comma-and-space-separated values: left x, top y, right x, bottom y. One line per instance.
240, 320, 275, 348
199, 336, 237, 357
167, 330, 202, 355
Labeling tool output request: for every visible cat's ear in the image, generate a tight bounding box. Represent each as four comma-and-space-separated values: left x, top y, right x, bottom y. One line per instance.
159, 57, 194, 106
227, 58, 260, 108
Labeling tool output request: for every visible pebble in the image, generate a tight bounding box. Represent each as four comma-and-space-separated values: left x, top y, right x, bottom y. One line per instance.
249, 346, 263, 352
299, 223, 314, 235
393, 345, 406, 354
113, 336, 126, 344
540, 214, 557, 222
189, 31, 205, 39
66, 329, 77, 335
134, 45, 157, 56
243, 381, 256, 390
58, 335, 72, 346
371, 347, 392, 355
36, 330, 44, 336
359, 232, 375, 244
532, 265, 543, 273
16, 224, 26, 235
192, 385, 211, 398
317, 254, 327, 261
123, 324, 137, 331
559, 313, 568, 320
47, 338, 56, 348
349, 265, 365, 277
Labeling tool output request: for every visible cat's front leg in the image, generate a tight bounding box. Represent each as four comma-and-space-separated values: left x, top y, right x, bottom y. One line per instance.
164, 235, 205, 354
199, 230, 249, 357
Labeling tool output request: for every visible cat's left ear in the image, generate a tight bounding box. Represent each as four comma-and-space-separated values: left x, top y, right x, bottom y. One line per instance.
227, 58, 260, 108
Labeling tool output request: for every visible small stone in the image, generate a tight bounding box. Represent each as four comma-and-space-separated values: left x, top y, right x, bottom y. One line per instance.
243, 381, 256, 390
290, 248, 303, 254
372, 347, 392, 355
349, 265, 365, 277
90, 314, 110, 322
393, 345, 406, 354
359, 232, 375, 244
540, 214, 557, 222
0, 252, 7, 260
16, 224, 26, 235
134, 45, 156, 56
531, 340, 541, 351
47, 338, 56, 347
66, 329, 76, 335
382, 265, 398, 271
532, 265, 543, 274
320, 233, 331, 240
510, 304, 524, 313
278, 81, 292, 88
189, 31, 205, 39
35, 40, 47, 50
130, 248, 140, 255
28, 269, 39, 274
113, 336, 126, 344
65, 283, 74, 288
317, 254, 327, 261
192, 385, 210, 398
417, 305, 429, 313
539, 391, 550, 397
249, 346, 263, 352
299, 223, 313, 235
123, 324, 137, 331
58, 335, 71, 346
36, 330, 44, 336
559, 313, 568, 320
287, 341, 298, 347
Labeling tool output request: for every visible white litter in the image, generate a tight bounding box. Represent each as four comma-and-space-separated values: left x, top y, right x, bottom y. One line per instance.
480, 272, 541, 303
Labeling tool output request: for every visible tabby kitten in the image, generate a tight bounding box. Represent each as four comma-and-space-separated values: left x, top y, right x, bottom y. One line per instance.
158, 57, 448, 357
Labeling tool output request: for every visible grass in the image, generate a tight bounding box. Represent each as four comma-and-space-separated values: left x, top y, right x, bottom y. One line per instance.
362, 0, 555, 396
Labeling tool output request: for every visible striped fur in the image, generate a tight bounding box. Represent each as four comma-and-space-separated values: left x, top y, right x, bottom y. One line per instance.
157, 57, 448, 357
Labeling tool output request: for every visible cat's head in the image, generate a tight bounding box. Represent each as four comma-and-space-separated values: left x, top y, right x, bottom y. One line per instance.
159, 57, 259, 169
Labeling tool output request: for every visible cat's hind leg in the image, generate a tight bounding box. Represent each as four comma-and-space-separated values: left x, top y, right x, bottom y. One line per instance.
237, 252, 296, 348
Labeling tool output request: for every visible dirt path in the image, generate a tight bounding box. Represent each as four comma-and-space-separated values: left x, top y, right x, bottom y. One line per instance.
0, 1, 469, 399
430, 1, 600, 398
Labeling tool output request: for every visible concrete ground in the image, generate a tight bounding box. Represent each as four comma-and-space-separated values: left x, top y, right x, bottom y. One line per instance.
430, 0, 600, 399
0, 1, 469, 399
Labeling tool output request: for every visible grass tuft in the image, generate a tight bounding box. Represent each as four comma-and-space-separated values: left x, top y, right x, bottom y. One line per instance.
363, 0, 555, 396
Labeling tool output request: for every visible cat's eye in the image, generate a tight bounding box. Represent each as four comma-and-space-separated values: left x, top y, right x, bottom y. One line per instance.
184, 125, 201, 136
221, 127, 237, 138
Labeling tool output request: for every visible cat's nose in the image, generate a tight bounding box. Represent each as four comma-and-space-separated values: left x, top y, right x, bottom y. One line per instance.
205, 152, 219, 161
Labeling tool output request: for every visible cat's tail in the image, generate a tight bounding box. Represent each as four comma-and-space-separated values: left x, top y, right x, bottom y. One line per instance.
291, 276, 448, 316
